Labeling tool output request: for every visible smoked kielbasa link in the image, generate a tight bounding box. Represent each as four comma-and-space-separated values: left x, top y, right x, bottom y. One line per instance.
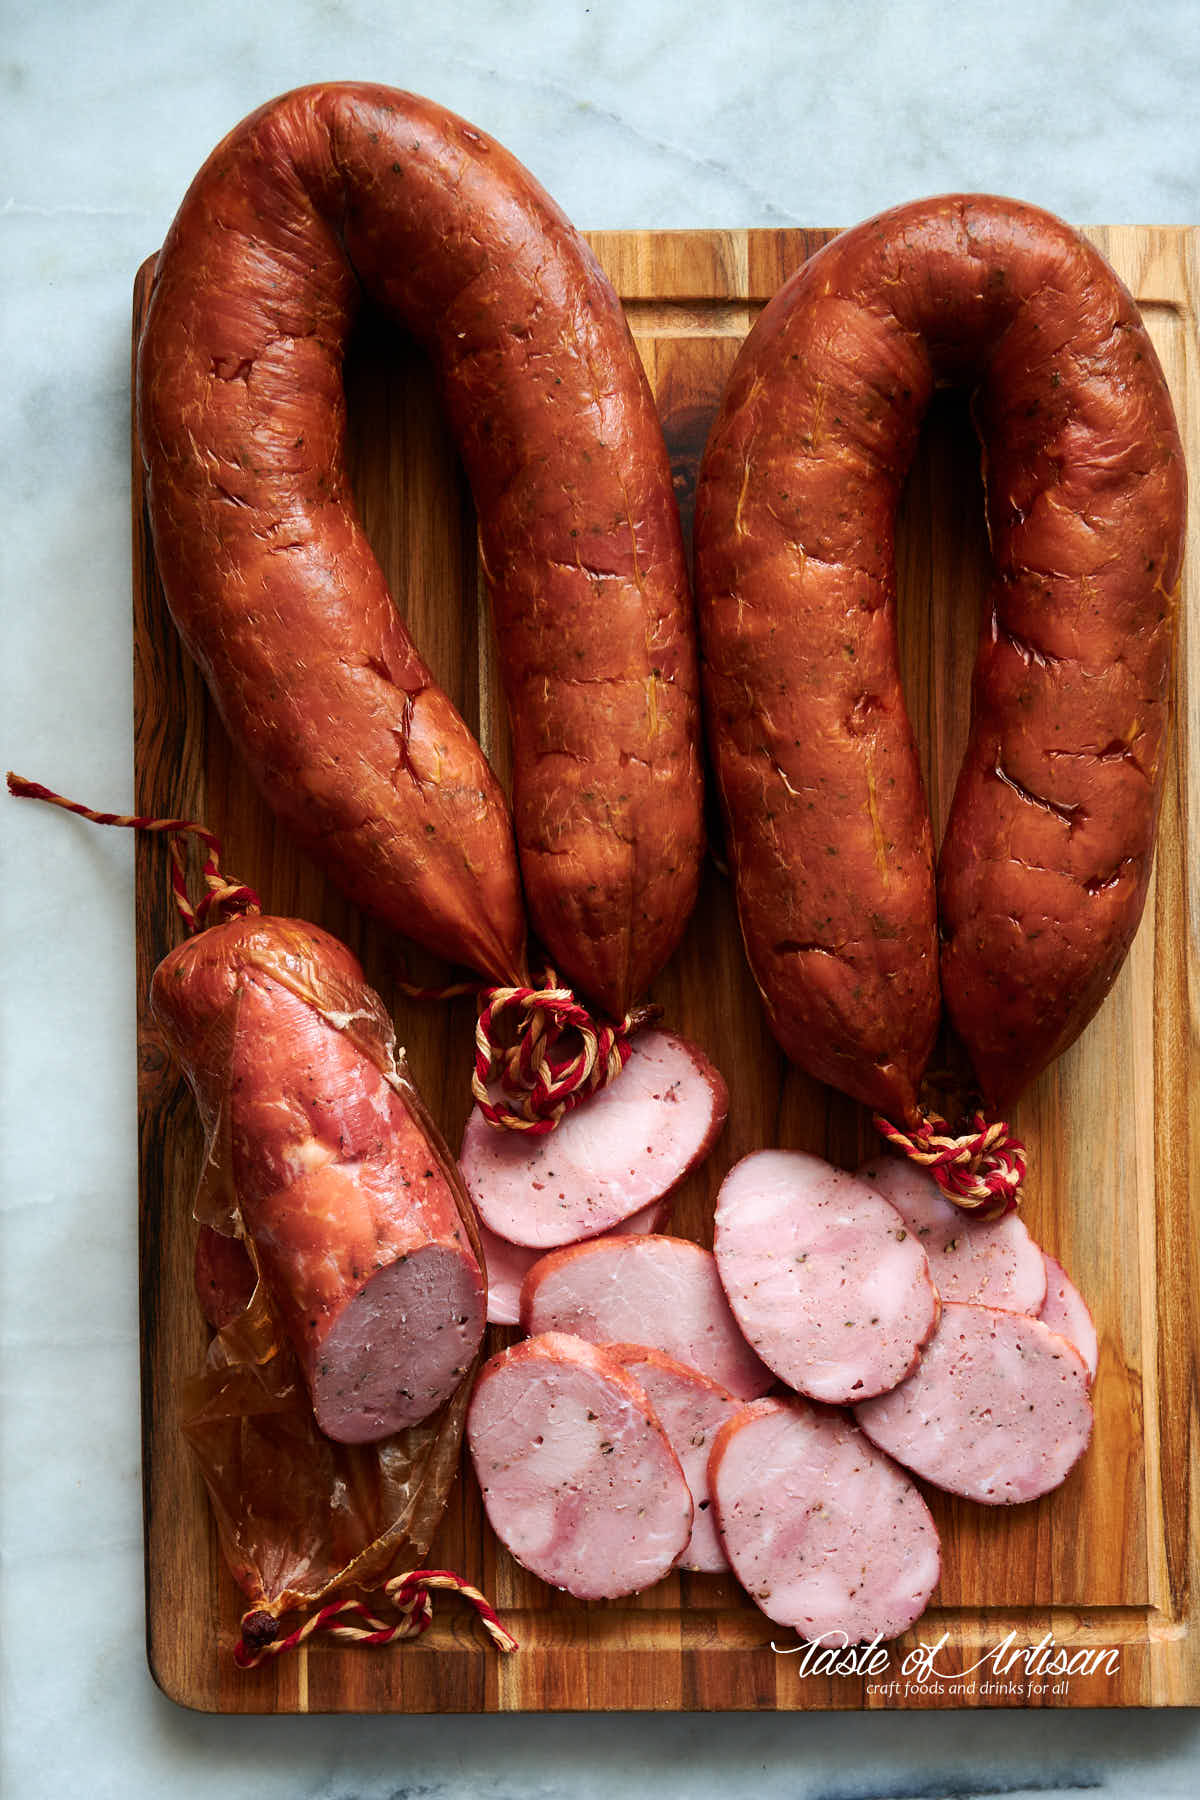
695, 196, 1185, 1117
152, 913, 486, 1442
138, 84, 702, 1018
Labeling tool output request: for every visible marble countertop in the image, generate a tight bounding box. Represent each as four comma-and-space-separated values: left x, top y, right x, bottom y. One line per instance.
4, 1, 1198, 1794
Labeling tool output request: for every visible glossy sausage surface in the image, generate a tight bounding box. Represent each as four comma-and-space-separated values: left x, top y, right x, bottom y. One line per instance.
695, 196, 1185, 1114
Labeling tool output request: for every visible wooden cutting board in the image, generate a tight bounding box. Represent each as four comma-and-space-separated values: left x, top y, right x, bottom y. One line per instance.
132, 225, 1199, 1713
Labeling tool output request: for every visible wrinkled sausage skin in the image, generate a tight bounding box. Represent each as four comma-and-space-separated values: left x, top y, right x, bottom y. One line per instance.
138, 85, 702, 1016
695, 196, 1185, 1115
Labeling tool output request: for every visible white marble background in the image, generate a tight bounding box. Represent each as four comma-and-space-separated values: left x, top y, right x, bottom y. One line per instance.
3, 1, 1198, 1794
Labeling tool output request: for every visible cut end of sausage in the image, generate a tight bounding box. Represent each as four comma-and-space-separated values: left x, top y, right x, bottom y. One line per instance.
312, 1243, 485, 1443
460, 1030, 728, 1249
466, 1332, 693, 1599
714, 1150, 939, 1403
854, 1301, 1093, 1504
709, 1397, 941, 1645
857, 1153, 1047, 1313
1037, 1253, 1098, 1382
520, 1233, 773, 1400
607, 1345, 742, 1573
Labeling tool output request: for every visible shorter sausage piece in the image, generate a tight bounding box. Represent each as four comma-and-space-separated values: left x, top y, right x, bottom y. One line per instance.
152, 916, 486, 1443
608, 1345, 742, 1573
461, 1032, 728, 1249
466, 1333, 693, 1599
715, 1152, 939, 1403
709, 1398, 941, 1645
857, 1155, 1046, 1312
478, 1201, 670, 1328
854, 1303, 1092, 1503
1038, 1254, 1098, 1382
520, 1235, 773, 1399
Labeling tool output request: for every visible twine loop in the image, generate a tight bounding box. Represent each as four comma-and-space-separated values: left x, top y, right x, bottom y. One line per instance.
6, 774, 260, 936
873, 1107, 1026, 1216
233, 1568, 518, 1668
473, 974, 653, 1134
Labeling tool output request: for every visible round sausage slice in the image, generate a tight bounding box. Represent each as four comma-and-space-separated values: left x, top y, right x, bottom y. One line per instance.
478, 1200, 670, 1328
714, 1151, 939, 1403
466, 1332, 693, 1599
520, 1234, 773, 1399
608, 1346, 743, 1573
1038, 1254, 1098, 1382
460, 1030, 727, 1248
858, 1154, 1046, 1312
709, 1397, 941, 1645
854, 1302, 1093, 1504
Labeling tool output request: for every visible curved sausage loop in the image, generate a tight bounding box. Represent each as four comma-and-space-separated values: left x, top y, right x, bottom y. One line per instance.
695, 195, 1185, 1213
136, 84, 704, 1134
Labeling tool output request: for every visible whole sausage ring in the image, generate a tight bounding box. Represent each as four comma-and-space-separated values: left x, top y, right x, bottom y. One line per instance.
137, 84, 703, 1122
695, 195, 1185, 1204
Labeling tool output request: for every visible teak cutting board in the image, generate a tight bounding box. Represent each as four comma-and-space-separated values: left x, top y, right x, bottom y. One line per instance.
132, 226, 1199, 1713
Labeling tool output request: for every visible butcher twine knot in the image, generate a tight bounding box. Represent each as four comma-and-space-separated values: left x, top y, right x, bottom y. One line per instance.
873, 1108, 1027, 1218
233, 1569, 518, 1668
6, 774, 261, 935
398, 962, 654, 1134
471, 975, 657, 1134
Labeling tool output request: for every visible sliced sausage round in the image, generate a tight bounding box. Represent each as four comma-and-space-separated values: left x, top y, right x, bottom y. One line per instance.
714, 1151, 939, 1403
858, 1153, 1046, 1312
466, 1332, 693, 1599
608, 1345, 742, 1573
854, 1301, 1093, 1504
709, 1397, 941, 1645
520, 1234, 773, 1400
460, 1030, 728, 1249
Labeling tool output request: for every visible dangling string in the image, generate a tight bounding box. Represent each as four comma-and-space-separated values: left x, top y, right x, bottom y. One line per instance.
396, 961, 654, 1135
6, 774, 261, 934
234, 1568, 518, 1668
873, 1108, 1026, 1217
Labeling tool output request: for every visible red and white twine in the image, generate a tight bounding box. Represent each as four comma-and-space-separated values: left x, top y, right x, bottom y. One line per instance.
6, 774, 261, 935
234, 1569, 518, 1668
398, 963, 647, 1135
873, 1107, 1027, 1216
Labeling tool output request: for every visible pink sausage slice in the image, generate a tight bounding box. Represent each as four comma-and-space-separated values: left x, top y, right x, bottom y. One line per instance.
1038, 1253, 1098, 1382
520, 1234, 773, 1399
461, 1030, 728, 1248
466, 1332, 693, 1598
478, 1200, 670, 1328
854, 1302, 1093, 1504
608, 1345, 742, 1573
858, 1154, 1046, 1312
714, 1151, 939, 1403
709, 1397, 941, 1645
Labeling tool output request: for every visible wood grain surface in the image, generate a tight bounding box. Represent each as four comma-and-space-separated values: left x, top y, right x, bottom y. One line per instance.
132, 226, 1199, 1712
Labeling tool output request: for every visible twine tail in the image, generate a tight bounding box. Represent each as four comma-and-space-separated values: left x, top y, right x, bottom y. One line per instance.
7, 772, 260, 936
233, 1569, 518, 1669
471, 971, 656, 1134
873, 1107, 1027, 1217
